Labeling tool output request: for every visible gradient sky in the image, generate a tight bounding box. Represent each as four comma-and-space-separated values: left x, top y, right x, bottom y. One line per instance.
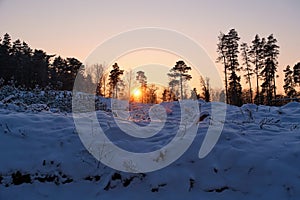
1, 0, 300, 92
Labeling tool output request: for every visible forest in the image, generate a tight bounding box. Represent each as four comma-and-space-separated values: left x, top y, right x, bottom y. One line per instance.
0, 30, 299, 106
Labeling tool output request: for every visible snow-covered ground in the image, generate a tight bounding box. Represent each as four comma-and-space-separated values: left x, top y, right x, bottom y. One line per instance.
1, 94, 300, 199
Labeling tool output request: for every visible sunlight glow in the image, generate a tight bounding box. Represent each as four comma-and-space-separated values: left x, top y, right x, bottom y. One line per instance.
133, 88, 142, 98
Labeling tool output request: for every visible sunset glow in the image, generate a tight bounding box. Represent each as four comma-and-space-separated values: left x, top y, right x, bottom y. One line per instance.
133, 88, 142, 98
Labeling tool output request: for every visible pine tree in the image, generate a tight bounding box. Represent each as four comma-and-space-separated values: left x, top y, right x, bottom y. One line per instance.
240, 42, 253, 103
108, 63, 124, 98
65, 57, 82, 90
168, 60, 192, 100
283, 65, 296, 98
216, 32, 229, 104
0, 33, 12, 83
20, 41, 33, 87
0, 33, 82, 91
11, 39, 23, 85
226, 29, 242, 106
228, 71, 243, 106
260, 34, 279, 105
293, 62, 300, 86
249, 35, 265, 104
31, 49, 53, 88
51, 56, 68, 89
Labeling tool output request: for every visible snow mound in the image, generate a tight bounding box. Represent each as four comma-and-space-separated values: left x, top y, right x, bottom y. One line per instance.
0, 101, 300, 199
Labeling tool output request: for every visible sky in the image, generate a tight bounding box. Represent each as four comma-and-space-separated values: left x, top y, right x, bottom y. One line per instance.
1, 0, 300, 93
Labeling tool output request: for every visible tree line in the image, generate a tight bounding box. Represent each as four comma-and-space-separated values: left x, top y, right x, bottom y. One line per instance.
0, 33, 201, 103
217, 29, 281, 106
0, 33, 82, 90
216, 28, 300, 106
1, 32, 299, 105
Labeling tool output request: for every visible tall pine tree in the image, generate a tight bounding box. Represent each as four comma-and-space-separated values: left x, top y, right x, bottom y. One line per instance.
168, 60, 192, 100
216, 32, 229, 104
226, 29, 242, 106
249, 35, 265, 104
260, 34, 279, 105
240, 42, 253, 103
108, 63, 124, 98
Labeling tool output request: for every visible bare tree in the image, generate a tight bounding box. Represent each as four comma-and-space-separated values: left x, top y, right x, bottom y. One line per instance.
101, 72, 108, 97
146, 84, 158, 103
94, 64, 104, 96
121, 69, 135, 101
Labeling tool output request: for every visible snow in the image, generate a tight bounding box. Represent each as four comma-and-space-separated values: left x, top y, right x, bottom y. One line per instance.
1, 94, 300, 199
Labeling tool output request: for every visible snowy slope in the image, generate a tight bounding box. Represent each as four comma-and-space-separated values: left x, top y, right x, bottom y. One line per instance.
1, 101, 300, 199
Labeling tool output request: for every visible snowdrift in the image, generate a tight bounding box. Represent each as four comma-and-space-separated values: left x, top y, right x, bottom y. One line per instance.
1, 99, 300, 199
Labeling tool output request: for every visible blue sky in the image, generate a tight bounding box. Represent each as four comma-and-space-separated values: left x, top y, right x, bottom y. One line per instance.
1, 0, 299, 91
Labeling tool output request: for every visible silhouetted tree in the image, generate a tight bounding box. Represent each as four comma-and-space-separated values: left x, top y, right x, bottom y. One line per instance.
31, 49, 53, 88
249, 35, 265, 104
50, 56, 67, 89
225, 29, 242, 106
240, 42, 253, 103
228, 71, 243, 106
216, 32, 229, 104
20, 42, 33, 87
168, 60, 192, 100
64, 57, 82, 90
162, 88, 176, 102
283, 65, 297, 98
260, 34, 279, 105
146, 84, 158, 103
293, 62, 300, 86
136, 71, 147, 103
50, 56, 81, 90
108, 63, 124, 98
0, 33, 82, 91
0, 33, 13, 83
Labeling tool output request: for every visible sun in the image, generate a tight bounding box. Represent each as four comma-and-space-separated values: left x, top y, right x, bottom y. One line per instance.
133, 88, 142, 98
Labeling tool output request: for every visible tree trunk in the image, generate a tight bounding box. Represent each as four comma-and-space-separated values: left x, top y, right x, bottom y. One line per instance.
115, 84, 118, 99
223, 55, 228, 104
273, 73, 276, 101
180, 74, 183, 100
256, 66, 259, 104
246, 62, 253, 103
